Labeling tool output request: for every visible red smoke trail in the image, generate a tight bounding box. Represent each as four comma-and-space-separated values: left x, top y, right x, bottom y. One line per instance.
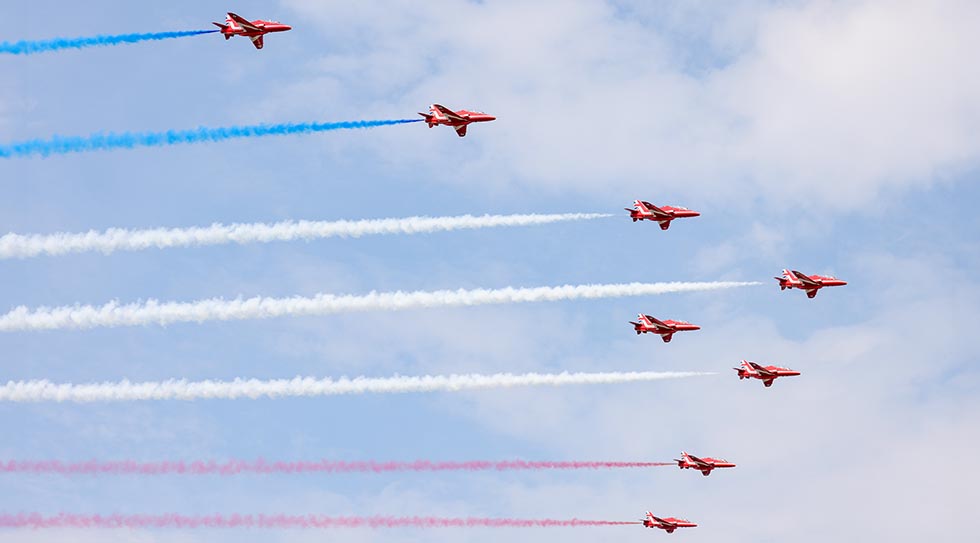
0, 459, 674, 475
0, 513, 641, 529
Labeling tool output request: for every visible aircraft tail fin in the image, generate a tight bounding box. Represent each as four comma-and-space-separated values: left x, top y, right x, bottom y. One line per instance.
213, 22, 232, 39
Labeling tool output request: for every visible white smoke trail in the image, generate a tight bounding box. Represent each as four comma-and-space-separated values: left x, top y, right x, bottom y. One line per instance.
0, 370, 714, 403
0, 281, 759, 332
0, 213, 613, 259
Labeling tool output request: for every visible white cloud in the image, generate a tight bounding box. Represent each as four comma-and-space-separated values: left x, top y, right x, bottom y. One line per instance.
277, 0, 980, 211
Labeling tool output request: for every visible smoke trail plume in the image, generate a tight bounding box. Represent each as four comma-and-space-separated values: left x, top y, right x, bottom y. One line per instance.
0, 513, 640, 529
0, 213, 613, 259
0, 119, 421, 159
0, 281, 759, 332
0, 459, 674, 475
0, 30, 218, 55
0, 370, 713, 403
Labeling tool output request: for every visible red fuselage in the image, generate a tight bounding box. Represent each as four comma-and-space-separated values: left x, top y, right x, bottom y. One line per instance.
631, 314, 700, 343
219, 20, 292, 37
675, 452, 736, 476
214, 13, 292, 49
643, 513, 697, 534
420, 104, 496, 137
734, 360, 801, 387
776, 269, 847, 298
626, 200, 700, 230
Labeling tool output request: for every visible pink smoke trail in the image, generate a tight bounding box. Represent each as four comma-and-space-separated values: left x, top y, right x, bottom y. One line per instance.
0, 459, 675, 475
0, 513, 641, 529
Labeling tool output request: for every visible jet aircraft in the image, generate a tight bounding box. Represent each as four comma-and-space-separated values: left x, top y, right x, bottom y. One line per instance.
775, 269, 847, 298
419, 104, 496, 137
674, 451, 736, 476
626, 200, 700, 230
214, 12, 292, 49
641, 512, 697, 534
630, 314, 700, 343
734, 360, 800, 387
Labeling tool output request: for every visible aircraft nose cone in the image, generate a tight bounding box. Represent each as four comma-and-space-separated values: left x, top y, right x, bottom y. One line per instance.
282, 25, 293, 31
486, 115, 496, 121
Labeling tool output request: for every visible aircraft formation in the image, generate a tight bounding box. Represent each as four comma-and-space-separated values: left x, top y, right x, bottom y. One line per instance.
214, 14, 502, 138
0, 10, 852, 538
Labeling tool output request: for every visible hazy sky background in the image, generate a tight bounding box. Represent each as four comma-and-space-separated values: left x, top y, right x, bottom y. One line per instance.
1, 0, 979, 541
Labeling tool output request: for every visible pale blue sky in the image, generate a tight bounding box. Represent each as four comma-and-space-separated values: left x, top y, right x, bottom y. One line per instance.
1, 1, 979, 541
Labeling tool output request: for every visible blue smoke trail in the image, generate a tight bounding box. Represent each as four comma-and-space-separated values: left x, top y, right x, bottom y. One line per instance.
0, 119, 423, 159
0, 30, 219, 55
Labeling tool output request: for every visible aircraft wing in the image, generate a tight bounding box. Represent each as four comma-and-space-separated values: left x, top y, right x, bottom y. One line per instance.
748, 362, 776, 375
432, 104, 467, 122
686, 454, 710, 467
228, 12, 263, 32
791, 270, 821, 287
250, 35, 264, 49
454, 124, 468, 137
643, 315, 670, 330
641, 201, 667, 216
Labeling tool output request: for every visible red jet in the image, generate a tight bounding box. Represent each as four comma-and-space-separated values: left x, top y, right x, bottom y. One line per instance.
626, 200, 700, 230
674, 451, 736, 477
630, 314, 700, 343
419, 104, 496, 137
641, 512, 697, 534
213, 12, 292, 49
734, 360, 800, 388
775, 269, 847, 299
